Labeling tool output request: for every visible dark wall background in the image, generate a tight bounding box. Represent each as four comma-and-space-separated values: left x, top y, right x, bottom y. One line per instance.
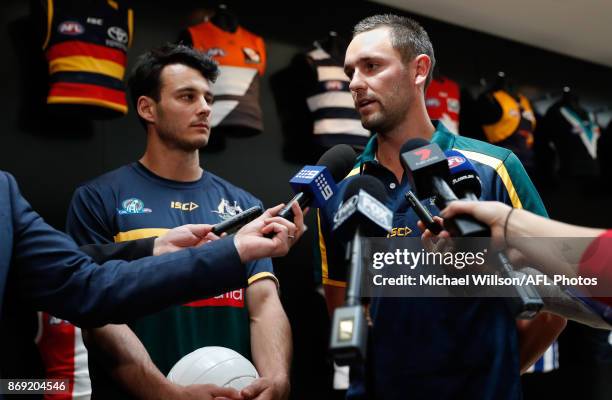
2, 1, 611, 399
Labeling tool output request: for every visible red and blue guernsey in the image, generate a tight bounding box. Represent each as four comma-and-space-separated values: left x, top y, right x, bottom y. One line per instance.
66, 162, 275, 398
315, 122, 548, 400
42, 0, 133, 117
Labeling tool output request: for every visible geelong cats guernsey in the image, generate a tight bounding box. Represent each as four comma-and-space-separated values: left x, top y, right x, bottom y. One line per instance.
304, 45, 370, 149
42, 0, 133, 117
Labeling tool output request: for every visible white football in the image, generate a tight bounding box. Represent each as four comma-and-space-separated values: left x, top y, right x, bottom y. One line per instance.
167, 346, 259, 390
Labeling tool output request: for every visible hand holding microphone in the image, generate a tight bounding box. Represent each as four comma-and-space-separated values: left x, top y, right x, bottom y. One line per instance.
234, 202, 306, 262
278, 144, 357, 221
408, 147, 544, 318
399, 139, 490, 237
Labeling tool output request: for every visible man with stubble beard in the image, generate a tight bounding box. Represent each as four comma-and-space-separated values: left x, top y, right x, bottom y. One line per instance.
64, 44, 292, 400
315, 14, 566, 400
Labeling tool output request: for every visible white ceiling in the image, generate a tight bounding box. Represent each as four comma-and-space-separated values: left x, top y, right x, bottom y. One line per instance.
373, 0, 612, 68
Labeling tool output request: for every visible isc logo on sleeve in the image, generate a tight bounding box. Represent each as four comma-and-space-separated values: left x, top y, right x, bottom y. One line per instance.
170, 201, 199, 211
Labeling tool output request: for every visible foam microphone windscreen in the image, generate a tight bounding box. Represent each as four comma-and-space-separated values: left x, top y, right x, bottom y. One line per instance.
317, 144, 357, 183
400, 137, 431, 154
343, 175, 388, 203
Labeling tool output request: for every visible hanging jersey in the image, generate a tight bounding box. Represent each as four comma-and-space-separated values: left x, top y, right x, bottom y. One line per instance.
600, 122, 612, 179
66, 163, 275, 398
35, 312, 90, 400
42, 0, 133, 117
541, 102, 600, 178
316, 122, 548, 399
481, 91, 536, 171
304, 47, 370, 148
187, 21, 265, 132
426, 77, 460, 134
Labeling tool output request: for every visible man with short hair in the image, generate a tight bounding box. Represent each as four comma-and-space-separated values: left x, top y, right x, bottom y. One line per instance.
65, 44, 291, 400
0, 168, 301, 400
316, 14, 566, 399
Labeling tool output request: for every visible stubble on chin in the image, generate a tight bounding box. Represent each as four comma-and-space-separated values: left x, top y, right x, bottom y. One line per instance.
157, 128, 208, 152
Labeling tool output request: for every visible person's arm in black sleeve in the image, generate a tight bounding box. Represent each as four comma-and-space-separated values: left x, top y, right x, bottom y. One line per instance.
79, 238, 155, 263
6, 172, 246, 327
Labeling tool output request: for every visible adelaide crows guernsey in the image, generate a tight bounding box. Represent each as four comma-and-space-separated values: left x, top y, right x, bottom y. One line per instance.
42, 0, 133, 117
187, 21, 266, 132
66, 163, 275, 397
316, 122, 547, 400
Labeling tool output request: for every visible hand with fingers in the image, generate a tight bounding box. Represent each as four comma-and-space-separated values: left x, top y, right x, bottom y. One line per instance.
240, 376, 289, 400
153, 224, 221, 256
175, 383, 243, 400
234, 202, 307, 262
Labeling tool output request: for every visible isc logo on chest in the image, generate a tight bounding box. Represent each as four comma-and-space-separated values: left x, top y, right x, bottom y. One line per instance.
171, 201, 199, 211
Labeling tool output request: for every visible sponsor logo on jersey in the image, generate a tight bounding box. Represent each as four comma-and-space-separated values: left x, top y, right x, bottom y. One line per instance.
117, 198, 152, 215
184, 289, 244, 308
212, 198, 243, 221
522, 109, 536, 123
170, 201, 199, 211
107, 26, 128, 43
325, 81, 344, 91
447, 99, 460, 113
426, 98, 441, 108
388, 226, 413, 237
87, 17, 103, 25
58, 21, 84, 35
242, 47, 261, 63
206, 48, 226, 58
48, 315, 68, 325
447, 156, 466, 169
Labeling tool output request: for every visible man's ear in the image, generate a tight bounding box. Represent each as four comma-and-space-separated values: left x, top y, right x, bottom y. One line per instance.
136, 96, 156, 124
413, 54, 432, 87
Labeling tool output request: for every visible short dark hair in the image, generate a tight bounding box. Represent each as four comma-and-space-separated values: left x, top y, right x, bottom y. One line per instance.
127, 43, 219, 128
353, 14, 436, 87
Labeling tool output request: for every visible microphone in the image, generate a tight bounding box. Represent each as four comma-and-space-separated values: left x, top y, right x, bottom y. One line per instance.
331, 175, 393, 243
399, 139, 489, 237
444, 150, 543, 318
211, 206, 263, 235
278, 144, 356, 220
445, 149, 482, 201
329, 175, 392, 366
405, 190, 442, 235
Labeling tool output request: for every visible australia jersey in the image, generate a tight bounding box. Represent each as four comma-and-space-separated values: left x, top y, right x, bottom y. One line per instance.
42, 0, 133, 118
426, 76, 460, 134
66, 163, 275, 397
187, 21, 266, 132
316, 122, 547, 400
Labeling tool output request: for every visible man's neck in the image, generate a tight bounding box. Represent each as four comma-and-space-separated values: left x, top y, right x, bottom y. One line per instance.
376, 107, 435, 183
139, 136, 202, 182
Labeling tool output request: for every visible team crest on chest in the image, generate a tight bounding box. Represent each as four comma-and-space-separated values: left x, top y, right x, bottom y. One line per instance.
212, 198, 243, 221
117, 198, 152, 215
